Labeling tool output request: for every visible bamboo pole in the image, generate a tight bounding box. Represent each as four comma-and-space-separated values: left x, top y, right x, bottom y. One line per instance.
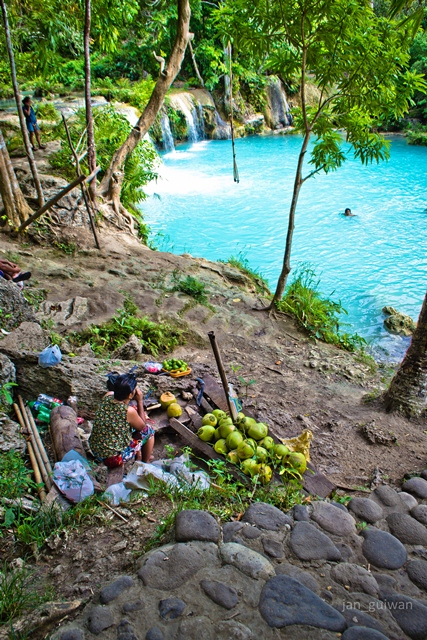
207, 331, 238, 421
13, 403, 47, 502
25, 404, 53, 478
18, 396, 51, 490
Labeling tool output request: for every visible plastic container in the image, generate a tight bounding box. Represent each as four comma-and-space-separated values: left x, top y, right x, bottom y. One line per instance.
37, 394, 63, 408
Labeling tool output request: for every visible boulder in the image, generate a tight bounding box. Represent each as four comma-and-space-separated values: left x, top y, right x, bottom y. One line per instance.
0, 415, 26, 454
0, 280, 36, 331
37, 297, 89, 327
411, 505, 427, 525
403, 477, 427, 499
386, 512, 427, 546
219, 542, 275, 580
0, 321, 48, 358
111, 335, 142, 360
175, 510, 220, 543
382, 306, 416, 336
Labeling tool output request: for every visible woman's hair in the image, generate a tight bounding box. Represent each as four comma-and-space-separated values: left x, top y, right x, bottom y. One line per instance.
106, 371, 137, 401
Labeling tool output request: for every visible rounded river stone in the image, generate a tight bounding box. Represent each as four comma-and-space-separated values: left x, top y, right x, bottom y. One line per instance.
59, 630, 84, 640
175, 510, 220, 543
407, 559, 427, 591
242, 502, 292, 531
293, 504, 309, 521
87, 606, 114, 635
342, 628, 389, 640
138, 543, 214, 590
421, 469, 427, 481
399, 491, 419, 510
348, 498, 383, 524
99, 575, 134, 604
275, 563, 319, 594
159, 597, 185, 620
311, 501, 356, 536
331, 563, 379, 597
290, 521, 341, 561
373, 485, 407, 508
259, 575, 346, 631
116, 619, 137, 640
403, 477, 427, 499
241, 524, 261, 539
262, 536, 284, 559
219, 542, 275, 580
384, 594, 427, 640
223, 521, 244, 542
337, 607, 387, 635
122, 601, 144, 614
386, 512, 427, 546
200, 579, 239, 609
411, 505, 427, 525
145, 628, 164, 640
361, 527, 407, 569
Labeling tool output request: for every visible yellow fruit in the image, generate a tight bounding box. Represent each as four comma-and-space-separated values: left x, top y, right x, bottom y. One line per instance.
241, 458, 260, 477
167, 402, 182, 418
260, 436, 275, 451
197, 426, 215, 442
256, 446, 268, 463
214, 439, 229, 455
227, 450, 240, 464
212, 409, 227, 421
258, 464, 273, 485
160, 392, 176, 409
289, 451, 307, 474
274, 444, 291, 459
202, 413, 217, 427
237, 440, 256, 460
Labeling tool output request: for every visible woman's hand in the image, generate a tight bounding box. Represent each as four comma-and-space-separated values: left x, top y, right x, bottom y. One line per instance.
134, 388, 143, 403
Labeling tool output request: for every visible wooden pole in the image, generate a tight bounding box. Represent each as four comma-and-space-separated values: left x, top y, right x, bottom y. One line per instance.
84, 0, 97, 201
0, 0, 44, 207
17, 166, 100, 232
18, 396, 52, 490
62, 115, 100, 250
207, 331, 238, 421
25, 404, 53, 478
13, 403, 47, 502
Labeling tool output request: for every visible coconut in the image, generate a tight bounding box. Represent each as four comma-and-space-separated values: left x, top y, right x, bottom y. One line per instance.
226, 430, 243, 450
260, 436, 275, 451
167, 403, 182, 418
237, 440, 256, 460
214, 438, 229, 455
197, 425, 216, 442
240, 416, 256, 433
247, 422, 268, 441
227, 450, 240, 465
246, 438, 258, 452
214, 427, 222, 441
241, 458, 260, 477
256, 446, 269, 463
202, 413, 217, 427
274, 443, 291, 459
219, 423, 235, 439
212, 409, 227, 421
235, 412, 246, 424
160, 392, 176, 409
258, 464, 273, 485
289, 451, 307, 474
219, 417, 234, 429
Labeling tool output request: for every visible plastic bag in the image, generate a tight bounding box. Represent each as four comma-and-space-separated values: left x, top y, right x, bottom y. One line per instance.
53, 459, 93, 503
38, 345, 62, 368
143, 361, 163, 374
124, 454, 210, 493
61, 449, 91, 470
104, 482, 132, 506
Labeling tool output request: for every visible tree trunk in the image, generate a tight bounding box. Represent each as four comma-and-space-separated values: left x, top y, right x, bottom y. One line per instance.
188, 39, 204, 87
99, 0, 191, 200
0, 0, 44, 207
384, 291, 427, 418
270, 130, 311, 306
84, 0, 96, 200
0, 128, 33, 228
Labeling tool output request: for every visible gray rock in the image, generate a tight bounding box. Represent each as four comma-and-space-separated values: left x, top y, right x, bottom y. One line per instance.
223, 521, 244, 542
116, 619, 137, 640
100, 576, 134, 604
348, 498, 383, 524
421, 469, 427, 481
0, 416, 26, 454
342, 628, 389, 640
384, 594, 427, 640
38, 296, 88, 327
412, 505, 427, 525
216, 621, 253, 639
175, 510, 220, 543
0, 321, 47, 358
0, 353, 15, 386
0, 281, 36, 332
290, 522, 341, 561
331, 563, 379, 597
311, 501, 356, 536
335, 543, 355, 562
200, 579, 239, 609
407, 560, 427, 591
259, 575, 346, 631
146, 628, 164, 640
241, 525, 261, 539
111, 335, 142, 360
361, 527, 407, 569
87, 606, 114, 635
399, 491, 419, 509
122, 601, 144, 614
403, 477, 427, 499
374, 573, 397, 598
294, 504, 309, 521
386, 512, 427, 546
59, 630, 84, 640
275, 563, 320, 594
331, 501, 348, 512
219, 542, 275, 580
242, 502, 292, 531
373, 485, 407, 508
159, 597, 185, 620
338, 607, 387, 635
138, 542, 216, 590
262, 537, 284, 558
177, 616, 214, 640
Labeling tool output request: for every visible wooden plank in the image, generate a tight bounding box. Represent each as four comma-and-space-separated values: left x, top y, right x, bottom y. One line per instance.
169, 418, 250, 485
202, 373, 229, 413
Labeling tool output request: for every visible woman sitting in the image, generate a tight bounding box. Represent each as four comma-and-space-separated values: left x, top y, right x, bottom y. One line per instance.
89, 371, 154, 469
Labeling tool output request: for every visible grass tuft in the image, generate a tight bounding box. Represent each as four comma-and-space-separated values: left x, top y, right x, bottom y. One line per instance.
172, 271, 209, 305
222, 253, 271, 295
0, 562, 52, 624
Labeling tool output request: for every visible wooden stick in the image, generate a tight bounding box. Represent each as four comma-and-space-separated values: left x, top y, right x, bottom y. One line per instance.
25, 404, 53, 478
13, 403, 47, 502
99, 500, 129, 522
18, 396, 51, 490
207, 331, 238, 421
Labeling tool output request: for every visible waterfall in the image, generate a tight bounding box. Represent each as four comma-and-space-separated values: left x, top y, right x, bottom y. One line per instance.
213, 112, 231, 140
169, 93, 205, 144
160, 113, 175, 152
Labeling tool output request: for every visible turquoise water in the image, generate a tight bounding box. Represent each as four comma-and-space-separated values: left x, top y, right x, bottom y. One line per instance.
142, 135, 427, 360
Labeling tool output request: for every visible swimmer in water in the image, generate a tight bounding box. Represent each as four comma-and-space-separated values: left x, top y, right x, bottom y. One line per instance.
344, 208, 356, 216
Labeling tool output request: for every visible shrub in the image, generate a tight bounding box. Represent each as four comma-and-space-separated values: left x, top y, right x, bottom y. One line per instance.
172, 272, 209, 304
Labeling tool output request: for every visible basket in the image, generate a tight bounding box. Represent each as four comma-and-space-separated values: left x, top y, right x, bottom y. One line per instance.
162, 367, 192, 378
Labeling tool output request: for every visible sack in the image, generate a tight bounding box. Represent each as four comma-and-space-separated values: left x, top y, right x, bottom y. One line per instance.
38, 345, 62, 368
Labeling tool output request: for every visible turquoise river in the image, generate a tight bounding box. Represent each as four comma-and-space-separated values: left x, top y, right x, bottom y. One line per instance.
142, 134, 427, 361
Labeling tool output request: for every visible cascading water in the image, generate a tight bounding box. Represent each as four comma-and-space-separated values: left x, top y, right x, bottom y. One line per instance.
169, 93, 205, 144
160, 113, 175, 152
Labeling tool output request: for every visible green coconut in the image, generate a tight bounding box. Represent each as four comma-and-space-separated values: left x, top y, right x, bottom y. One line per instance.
258, 464, 273, 485
214, 427, 222, 441
197, 425, 216, 442
202, 413, 217, 427
212, 409, 227, 421
227, 450, 240, 465
160, 392, 176, 409
289, 451, 307, 474
167, 403, 182, 418
237, 440, 256, 460
241, 458, 260, 477
235, 412, 246, 424
240, 416, 257, 433
214, 439, 229, 455
274, 443, 291, 459
219, 423, 235, 439
247, 422, 268, 441
226, 430, 244, 450
219, 417, 234, 428
260, 436, 275, 451
256, 446, 269, 463
246, 438, 258, 452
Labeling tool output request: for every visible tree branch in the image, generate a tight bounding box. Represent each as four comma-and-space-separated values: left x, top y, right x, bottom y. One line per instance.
302, 163, 326, 182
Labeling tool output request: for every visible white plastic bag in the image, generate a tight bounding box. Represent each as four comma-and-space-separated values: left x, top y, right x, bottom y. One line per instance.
53, 459, 93, 503
124, 455, 210, 493
104, 482, 132, 506
38, 345, 62, 368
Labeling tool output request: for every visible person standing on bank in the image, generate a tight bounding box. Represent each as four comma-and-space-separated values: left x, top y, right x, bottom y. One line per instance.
22, 97, 46, 151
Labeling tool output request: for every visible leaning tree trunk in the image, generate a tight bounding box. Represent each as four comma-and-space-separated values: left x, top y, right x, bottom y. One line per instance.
99, 0, 191, 204
0, 128, 33, 228
384, 291, 427, 418
84, 0, 96, 200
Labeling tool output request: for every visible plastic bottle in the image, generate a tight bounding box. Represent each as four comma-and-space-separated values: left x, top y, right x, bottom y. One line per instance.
37, 406, 51, 423
37, 394, 63, 408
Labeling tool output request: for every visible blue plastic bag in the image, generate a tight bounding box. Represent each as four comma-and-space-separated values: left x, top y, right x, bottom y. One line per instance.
38, 345, 62, 368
